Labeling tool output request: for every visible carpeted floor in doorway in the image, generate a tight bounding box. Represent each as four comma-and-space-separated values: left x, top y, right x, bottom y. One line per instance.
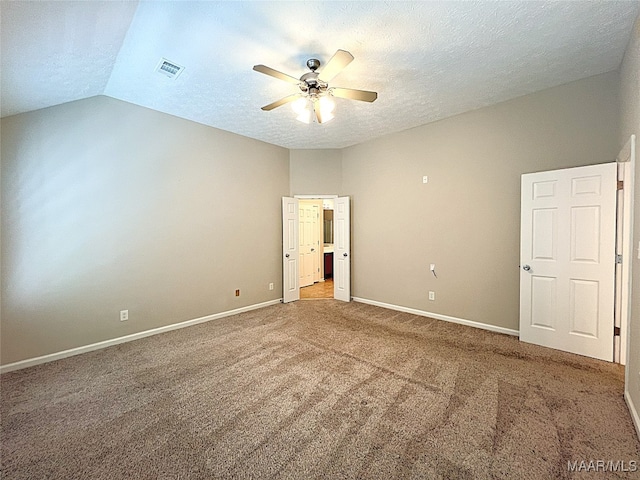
1, 300, 639, 479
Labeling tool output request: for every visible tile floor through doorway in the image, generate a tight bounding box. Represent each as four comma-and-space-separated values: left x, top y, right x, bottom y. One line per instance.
300, 279, 334, 299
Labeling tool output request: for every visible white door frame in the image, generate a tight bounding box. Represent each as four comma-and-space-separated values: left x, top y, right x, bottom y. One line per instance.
291, 194, 350, 301
617, 135, 636, 366
518, 141, 635, 364
295, 195, 339, 200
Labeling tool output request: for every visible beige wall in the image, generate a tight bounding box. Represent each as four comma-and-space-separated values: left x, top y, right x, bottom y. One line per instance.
342, 72, 620, 331
289, 149, 342, 195
1, 96, 289, 365
0, 69, 626, 367
620, 13, 640, 430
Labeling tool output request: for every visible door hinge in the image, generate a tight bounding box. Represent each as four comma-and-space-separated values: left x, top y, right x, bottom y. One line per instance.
614, 326, 621, 336
617, 180, 624, 190
616, 254, 623, 264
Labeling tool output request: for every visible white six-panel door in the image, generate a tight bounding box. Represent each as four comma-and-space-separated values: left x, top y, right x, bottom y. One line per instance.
519, 163, 617, 361
282, 197, 299, 303
334, 196, 351, 302
299, 203, 316, 288
312, 203, 321, 283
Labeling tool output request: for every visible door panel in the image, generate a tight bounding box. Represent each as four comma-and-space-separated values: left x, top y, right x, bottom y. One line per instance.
532, 208, 557, 260
570, 206, 600, 262
520, 163, 616, 361
530, 276, 557, 330
282, 197, 299, 303
569, 279, 598, 337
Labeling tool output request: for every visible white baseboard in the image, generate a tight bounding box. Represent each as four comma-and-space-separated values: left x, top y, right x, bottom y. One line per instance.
352, 297, 519, 337
0, 299, 282, 374
625, 389, 640, 441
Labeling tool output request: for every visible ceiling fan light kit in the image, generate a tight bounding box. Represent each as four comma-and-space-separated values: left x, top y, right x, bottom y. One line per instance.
253, 49, 377, 124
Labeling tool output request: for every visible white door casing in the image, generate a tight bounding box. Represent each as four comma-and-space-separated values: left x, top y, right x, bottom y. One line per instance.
334, 196, 351, 302
285, 195, 350, 302
615, 161, 626, 363
519, 163, 617, 361
616, 135, 635, 366
282, 197, 299, 303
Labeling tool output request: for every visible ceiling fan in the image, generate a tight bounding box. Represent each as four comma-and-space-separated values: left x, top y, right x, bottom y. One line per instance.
253, 49, 377, 124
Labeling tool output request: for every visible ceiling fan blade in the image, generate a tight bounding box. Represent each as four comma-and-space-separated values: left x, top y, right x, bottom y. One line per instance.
261, 94, 299, 111
318, 49, 354, 82
330, 87, 378, 102
253, 64, 301, 84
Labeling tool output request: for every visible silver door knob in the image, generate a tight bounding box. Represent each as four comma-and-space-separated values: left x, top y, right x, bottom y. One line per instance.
522, 264, 531, 271
285, 253, 290, 258
343, 253, 348, 257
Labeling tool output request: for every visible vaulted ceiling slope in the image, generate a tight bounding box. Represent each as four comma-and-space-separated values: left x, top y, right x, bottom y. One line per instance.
2, 1, 639, 149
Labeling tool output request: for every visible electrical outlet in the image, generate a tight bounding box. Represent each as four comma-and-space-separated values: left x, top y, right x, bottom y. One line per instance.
430, 263, 436, 272
423, 175, 428, 184
235, 289, 240, 297
428, 291, 435, 301
269, 283, 274, 291
120, 310, 129, 321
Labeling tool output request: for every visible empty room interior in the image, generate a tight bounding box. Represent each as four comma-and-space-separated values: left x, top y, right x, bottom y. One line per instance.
2, 1, 640, 478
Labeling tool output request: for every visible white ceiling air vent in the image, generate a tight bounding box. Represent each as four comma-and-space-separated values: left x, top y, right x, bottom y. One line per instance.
155, 58, 184, 79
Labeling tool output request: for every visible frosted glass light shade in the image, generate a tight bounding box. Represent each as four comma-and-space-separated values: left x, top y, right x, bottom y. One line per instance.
296, 109, 311, 124
291, 97, 308, 114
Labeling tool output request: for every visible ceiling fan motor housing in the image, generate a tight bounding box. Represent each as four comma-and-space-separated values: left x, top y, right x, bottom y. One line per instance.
299, 71, 327, 95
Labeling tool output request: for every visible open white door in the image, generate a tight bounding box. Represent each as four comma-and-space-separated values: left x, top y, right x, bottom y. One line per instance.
519, 163, 617, 361
282, 197, 299, 303
334, 196, 351, 302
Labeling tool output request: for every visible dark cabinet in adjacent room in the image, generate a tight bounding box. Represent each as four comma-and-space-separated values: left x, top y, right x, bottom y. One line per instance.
324, 252, 333, 279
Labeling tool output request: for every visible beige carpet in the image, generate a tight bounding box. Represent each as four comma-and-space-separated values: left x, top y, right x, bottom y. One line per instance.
1, 300, 638, 479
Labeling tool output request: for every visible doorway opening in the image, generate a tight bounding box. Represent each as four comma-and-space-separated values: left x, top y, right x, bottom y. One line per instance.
299, 197, 335, 299
518, 134, 635, 364
282, 195, 351, 303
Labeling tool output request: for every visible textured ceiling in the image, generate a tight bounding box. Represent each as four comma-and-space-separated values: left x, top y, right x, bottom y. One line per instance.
2, 1, 639, 149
